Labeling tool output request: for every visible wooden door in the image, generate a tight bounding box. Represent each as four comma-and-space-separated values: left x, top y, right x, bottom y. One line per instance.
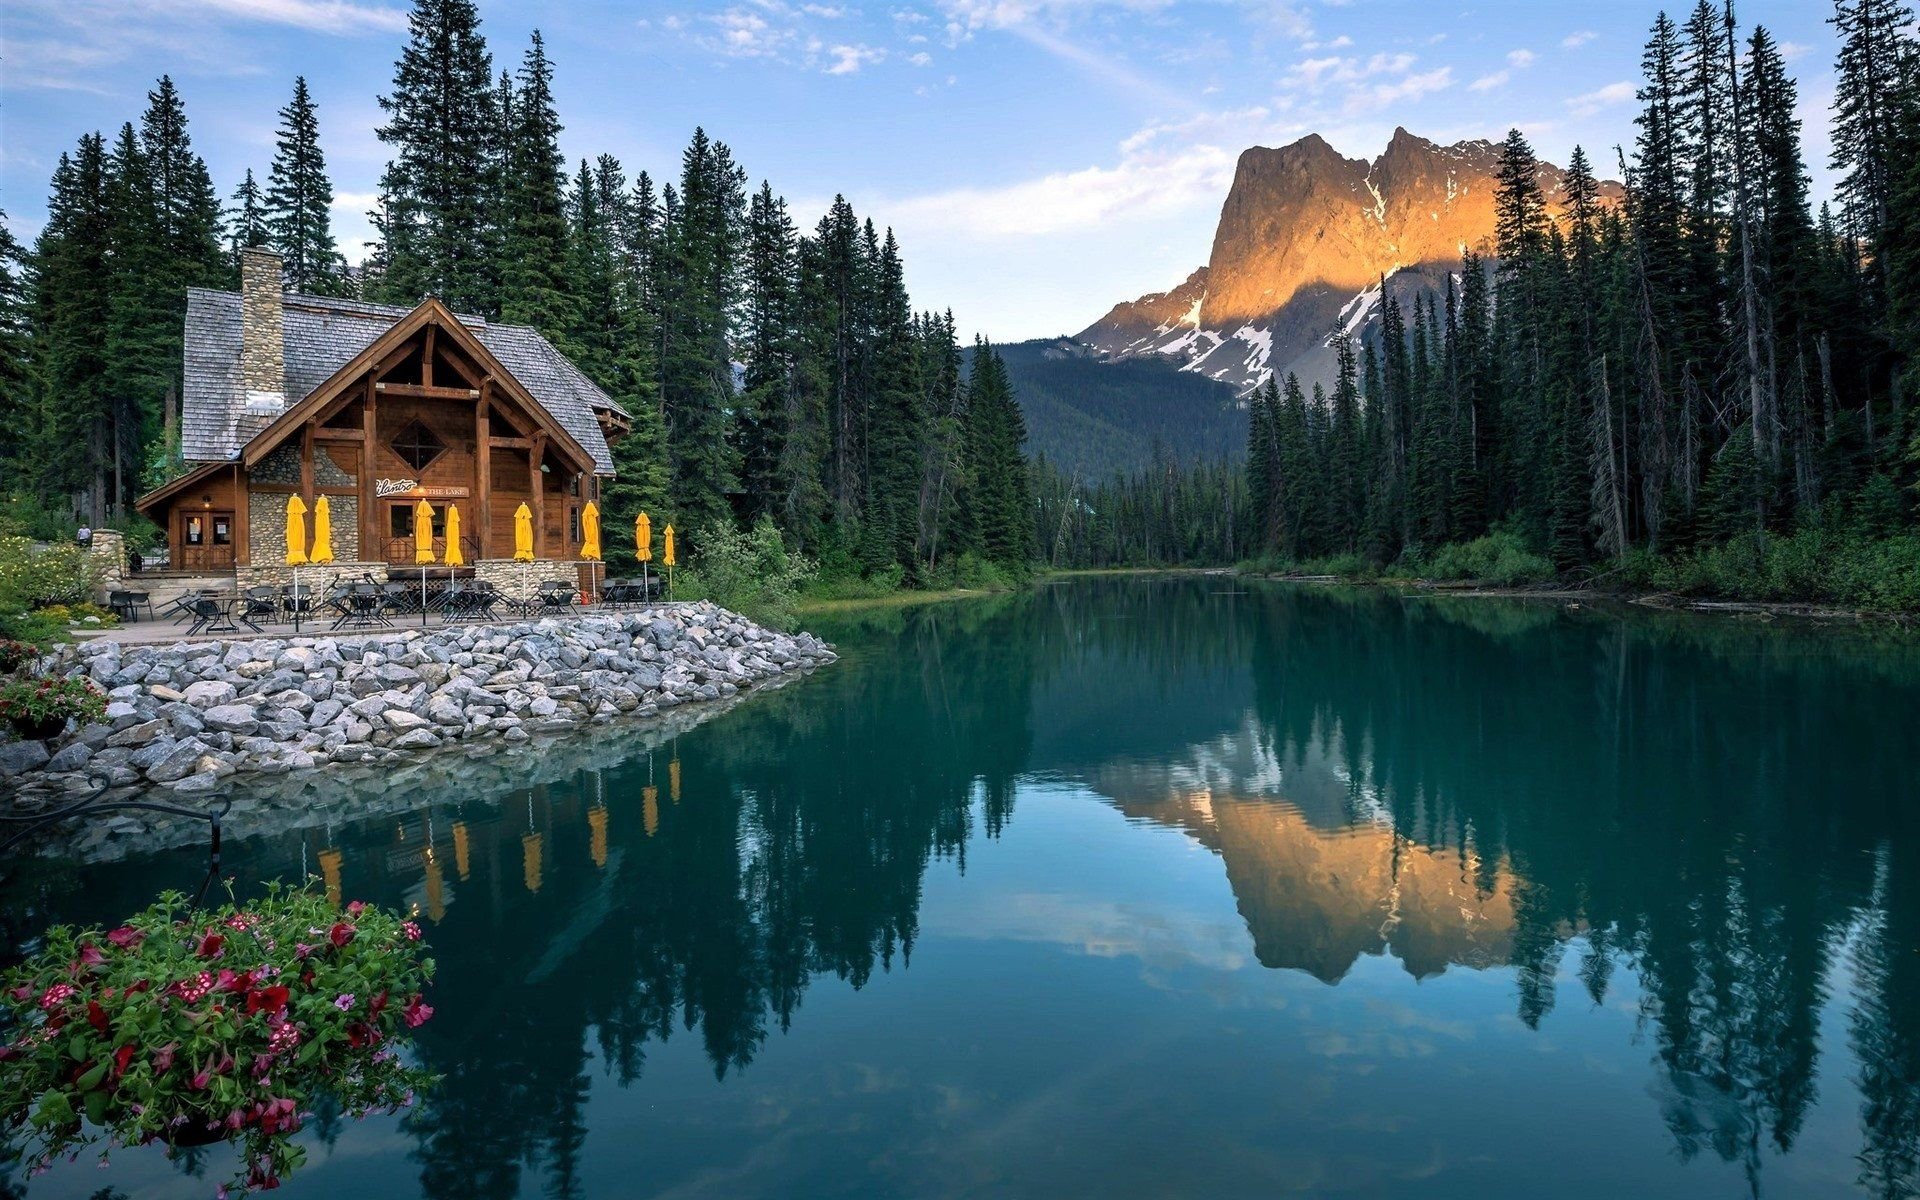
181, 510, 235, 570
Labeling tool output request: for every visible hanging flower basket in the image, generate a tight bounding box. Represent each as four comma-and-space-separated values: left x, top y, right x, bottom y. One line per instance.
0, 676, 103, 743
0, 885, 438, 1193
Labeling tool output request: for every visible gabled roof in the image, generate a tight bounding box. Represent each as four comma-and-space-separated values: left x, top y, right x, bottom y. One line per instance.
182, 289, 624, 474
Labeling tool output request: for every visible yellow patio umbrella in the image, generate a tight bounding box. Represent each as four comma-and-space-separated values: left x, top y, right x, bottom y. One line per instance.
443, 505, 465, 567
634, 511, 654, 605
581, 502, 602, 560
580, 501, 602, 604
413, 498, 436, 627
513, 503, 535, 561
663, 523, 676, 601
310, 495, 334, 564
413, 498, 436, 564
284, 495, 309, 565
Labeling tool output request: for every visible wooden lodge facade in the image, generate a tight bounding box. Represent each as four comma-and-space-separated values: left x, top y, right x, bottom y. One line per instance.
136, 249, 627, 587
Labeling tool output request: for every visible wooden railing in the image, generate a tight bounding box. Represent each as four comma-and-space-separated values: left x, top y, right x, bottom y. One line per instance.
381, 535, 483, 566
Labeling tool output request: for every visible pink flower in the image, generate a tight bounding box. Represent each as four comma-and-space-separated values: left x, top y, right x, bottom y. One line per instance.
402, 994, 434, 1028
294, 942, 315, 959
152, 1042, 177, 1072
39, 982, 76, 1010
106, 926, 144, 951
171, 972, 214, 1003
346, 900, 367, 917
75, 943, 106, 967
267, 1023, 300, 1055
333, 993, 356, 1012
401, 921, 422, 942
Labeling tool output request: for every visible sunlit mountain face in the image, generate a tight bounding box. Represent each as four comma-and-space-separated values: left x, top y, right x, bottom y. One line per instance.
8, 579, 1920, 1198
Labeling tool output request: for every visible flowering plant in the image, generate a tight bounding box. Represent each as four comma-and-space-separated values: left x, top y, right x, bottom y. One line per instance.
0, 676, 104, 740
0, 639, 38, 674
0, 885, 436, 1193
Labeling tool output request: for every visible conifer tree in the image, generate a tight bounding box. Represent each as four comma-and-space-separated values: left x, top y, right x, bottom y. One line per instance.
266, 77, 346, 295
498, 32, 575, 340
228, 169, 268, 265
372, 0, 497, 312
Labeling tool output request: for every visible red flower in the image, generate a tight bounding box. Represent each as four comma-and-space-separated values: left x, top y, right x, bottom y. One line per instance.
344, 1022, 381, 1049
368, 990, 389, 1019
195, 931, 226, 959
106, 926, 144, 950
245, 985, 291, 1016
345, 900, 366, 917
85, 1000, 109, 1034
328, 922, 356, 949
112, 1043, 135, 1079
75, 943, 106, 967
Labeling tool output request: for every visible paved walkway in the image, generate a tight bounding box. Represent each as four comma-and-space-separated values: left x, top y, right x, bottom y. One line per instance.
80, 602, 688, 647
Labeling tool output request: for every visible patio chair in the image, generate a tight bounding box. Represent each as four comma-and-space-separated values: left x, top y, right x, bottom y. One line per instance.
240, 586, 281, 625
164, 589, 204, 625
108, 589, 154, 622
536, 580, 577, 616
282, 583, 316, 618
333, 583, 388, 630
379, 582, 417, 618
185, 596, 240, 637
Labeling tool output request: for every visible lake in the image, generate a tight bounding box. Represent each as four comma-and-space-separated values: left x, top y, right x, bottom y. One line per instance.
7, 575, 1920, 1199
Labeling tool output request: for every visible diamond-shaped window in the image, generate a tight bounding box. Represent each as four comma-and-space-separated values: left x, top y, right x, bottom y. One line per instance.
391, 420, 446, 472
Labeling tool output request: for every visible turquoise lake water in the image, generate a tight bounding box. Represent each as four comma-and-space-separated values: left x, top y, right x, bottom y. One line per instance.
7, 576, 1920, 1198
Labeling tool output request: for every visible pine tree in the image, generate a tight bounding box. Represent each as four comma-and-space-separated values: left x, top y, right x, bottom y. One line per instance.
498, 32, 575, 340
266, 76, 346, 295
31, 136, 114, 518
372, 0, 498, 313
228, 169, 268, 267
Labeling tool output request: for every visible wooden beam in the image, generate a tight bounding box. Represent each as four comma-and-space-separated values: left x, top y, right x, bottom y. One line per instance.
313, 428, 365, 442
361, 378, 377, 563
300, 421, 315, 504
530, 433, 546, 559
233, 463, 249, 566
374, 382, 480, 401
487, 436, 532, 450
476, 380, 492, 559
422, 325, 436, 388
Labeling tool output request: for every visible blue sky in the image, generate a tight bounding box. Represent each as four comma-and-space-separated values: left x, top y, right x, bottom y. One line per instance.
1, 0, 1844, 342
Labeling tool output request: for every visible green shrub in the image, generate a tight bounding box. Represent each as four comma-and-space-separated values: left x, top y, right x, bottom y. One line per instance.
1421, 532, 1556, 586
678, 517, 817, 630
0, 536, 101, 612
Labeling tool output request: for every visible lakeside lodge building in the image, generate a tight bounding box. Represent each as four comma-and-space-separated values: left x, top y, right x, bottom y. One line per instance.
136, 248, 628, 593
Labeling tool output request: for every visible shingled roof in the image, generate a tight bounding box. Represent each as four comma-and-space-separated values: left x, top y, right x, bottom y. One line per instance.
181, 289, 624, 475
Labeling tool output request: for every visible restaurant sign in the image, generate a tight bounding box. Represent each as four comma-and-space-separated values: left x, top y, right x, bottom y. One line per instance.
376, 479, 469, 499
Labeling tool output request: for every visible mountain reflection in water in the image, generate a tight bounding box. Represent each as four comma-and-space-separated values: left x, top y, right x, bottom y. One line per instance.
6, 577, 1920, 1199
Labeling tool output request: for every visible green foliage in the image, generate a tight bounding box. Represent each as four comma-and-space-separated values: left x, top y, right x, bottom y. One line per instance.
1417, 531, 1557, 586
678, 517, 816, 630
0, 885, 437, 1194
1621, 527, 1920, 611
0, 536, 102, 613
266, 76, 347, 294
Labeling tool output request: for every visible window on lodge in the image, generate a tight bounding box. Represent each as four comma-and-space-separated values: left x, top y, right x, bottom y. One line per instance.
390, 420, 447, 472
389, 504, 449, 538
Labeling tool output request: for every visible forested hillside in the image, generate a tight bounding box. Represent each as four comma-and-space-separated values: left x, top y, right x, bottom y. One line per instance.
0, 0, 1033, 588
1054, 0, 1920, 609
992, 338, 1245, 478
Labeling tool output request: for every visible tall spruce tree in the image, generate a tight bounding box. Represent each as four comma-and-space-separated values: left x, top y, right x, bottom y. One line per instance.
498, 32, 575, 341
266, 77, 346, 295
372, 0, 498, 312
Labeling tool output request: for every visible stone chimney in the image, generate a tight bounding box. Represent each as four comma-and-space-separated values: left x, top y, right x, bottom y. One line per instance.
240, 247, 286, 415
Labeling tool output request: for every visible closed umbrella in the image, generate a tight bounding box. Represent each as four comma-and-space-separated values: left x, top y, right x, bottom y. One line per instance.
580, 501, 602, 604
514, 502, 535, 612
663, 523, 675, 601
285, 496, 308, 633
414, 498, 435, 627
635, 511, 652, 604
444, 505, 465, 566
311, 496, 334, 563
284, 496, 309, 565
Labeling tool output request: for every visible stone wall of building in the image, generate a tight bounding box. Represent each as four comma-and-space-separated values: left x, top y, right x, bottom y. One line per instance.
474, 559, 587, 603
235, 561, 388, 593
248, 491, 363, 567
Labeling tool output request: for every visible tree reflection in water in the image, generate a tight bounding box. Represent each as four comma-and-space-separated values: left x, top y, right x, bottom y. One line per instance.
4, 578, 1920, 1198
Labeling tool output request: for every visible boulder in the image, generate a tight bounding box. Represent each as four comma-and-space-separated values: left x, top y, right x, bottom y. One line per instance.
182, 680, 238, 708
202, 705, 260, 735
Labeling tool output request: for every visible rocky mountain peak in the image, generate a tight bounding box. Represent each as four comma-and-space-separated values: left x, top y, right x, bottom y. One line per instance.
1078, 128, 1620, 397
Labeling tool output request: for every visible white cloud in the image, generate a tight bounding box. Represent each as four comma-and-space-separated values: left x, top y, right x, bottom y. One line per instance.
909, 50, 933, 65
1354, 65, 1451, 111
1506, 48, 1535, 68
1567, 80, 1634, 117
1562, 30, 1596, 49
825, 42, 886, 73
183, 0, 407, 34
1469, 70, 1508, 92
